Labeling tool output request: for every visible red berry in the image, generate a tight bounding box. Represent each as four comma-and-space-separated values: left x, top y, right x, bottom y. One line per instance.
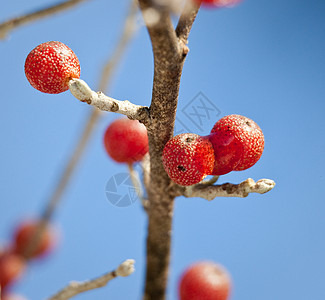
208, 130, 243, 175
195, 0, 241, 8
2, 294, 27, 300
211, 114, 264, 171
13, 220, 56, 259
0, 252, 26, 290
179, 261, 231, 300
162, 133, 215, 186
25, 41, 80, 94
104, 118, 149, 164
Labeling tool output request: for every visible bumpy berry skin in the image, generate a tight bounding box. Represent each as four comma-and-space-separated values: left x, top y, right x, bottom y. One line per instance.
179, 262, 231, 300
208, 130, 243, 175
195, 0, 241, 8
13, 221, 56, 259
162, 133, 215, 186
104, 118, 149, 164
211, 114, 264, 171
0, 252, 26, 290
25, 41, 80, 94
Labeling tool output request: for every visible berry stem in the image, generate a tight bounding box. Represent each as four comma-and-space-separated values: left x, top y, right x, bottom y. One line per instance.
201, 175, 220, 185
68, 78, 150, 124
127, 163, 149, 211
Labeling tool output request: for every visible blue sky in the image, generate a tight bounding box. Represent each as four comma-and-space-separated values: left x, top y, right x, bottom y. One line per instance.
1, 0, 325, 299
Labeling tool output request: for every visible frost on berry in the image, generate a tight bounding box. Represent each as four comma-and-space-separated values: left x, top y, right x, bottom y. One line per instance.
162, 133, 215, 186
211, 114, 264, 171
104, 118, 149, 164
24, 41, 80, 94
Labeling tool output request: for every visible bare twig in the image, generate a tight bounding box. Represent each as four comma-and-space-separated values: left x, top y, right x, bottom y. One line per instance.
69, 79, 150, 124
23, 0, 138, 260
48, 259, 135, 300
181, 178, 276, 200
127, 163, 149, 211
138, 1, 201, 299
0, 0, 89, 39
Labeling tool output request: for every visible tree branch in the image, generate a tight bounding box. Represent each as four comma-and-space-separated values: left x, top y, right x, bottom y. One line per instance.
181, 178, 276, 200
0, 0, 89, 39
139, 0, 180, 56
48, 259, 135, 300
68, 79, 150, 123
175, 0, 201, 44
138, 1, 201, 299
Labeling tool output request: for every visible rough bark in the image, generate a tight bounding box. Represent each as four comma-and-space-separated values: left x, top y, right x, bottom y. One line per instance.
138, 1, 200, 299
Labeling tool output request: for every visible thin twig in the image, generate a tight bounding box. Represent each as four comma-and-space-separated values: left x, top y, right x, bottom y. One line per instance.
23, 0, 139, 260
127, 163, 149, 211
181, 178, 276, 200
0, 0, 90, 39
68, 79, 150, 123
48, 259, 135, 300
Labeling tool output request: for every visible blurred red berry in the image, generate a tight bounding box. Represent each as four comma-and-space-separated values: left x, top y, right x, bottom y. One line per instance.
162, 133, 215, 186
0, 252, 26, 290
211, 114, 264, 171
2, 294, 27, 300
179, 261, 231, 300
13, 221, 56, 259
104, 118, 149, 164
194, 0, 241, 8
25, 41, 80, 94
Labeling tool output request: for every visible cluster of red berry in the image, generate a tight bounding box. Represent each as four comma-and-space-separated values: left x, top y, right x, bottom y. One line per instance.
0, 220, 55, 299
163, 114, 264, 186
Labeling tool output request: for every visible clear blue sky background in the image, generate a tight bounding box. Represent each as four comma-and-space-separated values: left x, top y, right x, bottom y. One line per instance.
1, 0, 325, 299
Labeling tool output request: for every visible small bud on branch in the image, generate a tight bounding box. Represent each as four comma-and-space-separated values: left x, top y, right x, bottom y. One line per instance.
48, 259, 135, 300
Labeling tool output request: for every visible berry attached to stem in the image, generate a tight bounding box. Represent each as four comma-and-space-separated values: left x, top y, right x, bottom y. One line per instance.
211, 114, 264, 171
25, 41, 80, 94
103, 118, 149, 164
179, 261, 231, 300
162, 133, 215, 186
